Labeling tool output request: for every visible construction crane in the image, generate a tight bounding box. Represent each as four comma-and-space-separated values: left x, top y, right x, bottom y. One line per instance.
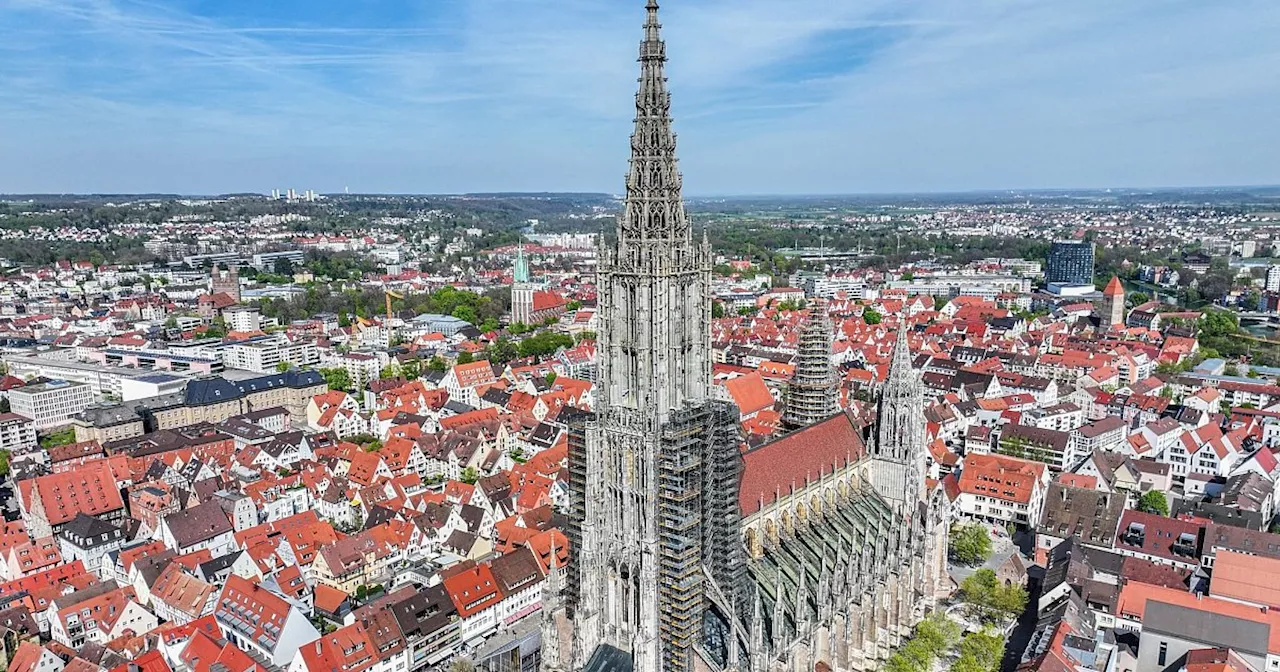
384, 289, 405, 323
385, 290, 405, 347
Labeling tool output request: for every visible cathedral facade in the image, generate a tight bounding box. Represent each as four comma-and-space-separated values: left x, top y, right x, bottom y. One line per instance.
539, 3, 951, 672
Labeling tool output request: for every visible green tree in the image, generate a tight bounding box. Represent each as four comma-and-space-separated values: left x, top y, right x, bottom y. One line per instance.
426, 356, 448, 373
320, 367, 351, 391
0, 449, 9, 478
863, 309, 882, 325
460, 467, 479, 485
566, 300, 583, 311
901, 271, 915, 281
486, 337, 520, 365
712, 302, 726, 319
276, 361, 293, 373
1201, 309, 1240, 338
453, 305, 479, 325
400, 358, 421, 381
952, 630, 1005, 672
546, 372, 558, 386
517, 331, 574, 359
884, 613, 959, 672
204, 317, 227, 339
950, 524, 994, 566
575, 330, 597, 343
1129, 291, 1149, 306
960, 569, 1028, 624
1137, 490, 1170, 516
456, 352, 475, 365
274, 257, 295, 276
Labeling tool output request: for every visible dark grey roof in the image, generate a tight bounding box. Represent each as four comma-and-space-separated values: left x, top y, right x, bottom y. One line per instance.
390, 584, 457, 639
364, 506, 400, 530
1143, 600, 1269, 657
131, 391, 186, 413
1039, 484, 1125, 546
217, 417, 274, 441
443, 400, 475, 415
584, 644, 634, 672
197, 551, 242, 583
480, 388, 512, 407
185, 377, 244, 406
235, 369, 324, 394
458, 504, 487, 534
58, 514, 123, 549
443, 530, 477, 554
1171, 500, 1266, 531
75, 405, 141, 428
163, 501, 233, 548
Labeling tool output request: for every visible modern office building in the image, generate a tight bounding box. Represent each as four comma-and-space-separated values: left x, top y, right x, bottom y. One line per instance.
1046, 241, 1096, 286
9, 381, 94, 429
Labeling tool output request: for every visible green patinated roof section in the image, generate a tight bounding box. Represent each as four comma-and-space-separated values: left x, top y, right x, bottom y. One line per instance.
745, 488, 898, 640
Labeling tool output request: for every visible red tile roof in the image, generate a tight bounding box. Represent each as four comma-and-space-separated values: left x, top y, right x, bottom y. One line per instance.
723, 372, 774, 417
441, 563, 503, 618
214, 575, 293, 650
956, 453, 1046, 506
297, 621, 379, 672
739, 412, 866, 516
1209, 550, 1280, 608
30, 462, 124, 525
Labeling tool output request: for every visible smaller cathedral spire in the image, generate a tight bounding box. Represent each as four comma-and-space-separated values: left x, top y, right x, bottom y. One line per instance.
889, 322, 912, 379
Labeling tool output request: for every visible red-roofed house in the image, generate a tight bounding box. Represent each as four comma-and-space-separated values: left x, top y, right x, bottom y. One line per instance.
442, 562, 504, 643
51, 586, 156, 649
441, 360, 497, 406
955, 453, 1050, 527
20, 463, 125, 538
721, 372, 775, 421
213, 575, 319, 667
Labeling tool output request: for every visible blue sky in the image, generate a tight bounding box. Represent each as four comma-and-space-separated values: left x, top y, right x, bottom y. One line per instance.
2, 0, 1278, 195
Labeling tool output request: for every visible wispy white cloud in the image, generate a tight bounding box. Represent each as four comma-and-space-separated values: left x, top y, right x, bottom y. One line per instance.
0, 0, 1276, 193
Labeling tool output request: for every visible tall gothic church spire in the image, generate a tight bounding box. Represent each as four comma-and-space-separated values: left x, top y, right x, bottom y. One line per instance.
869, 324, 927, 512
597, 0, 711, 422
784, 301, 838, 428
617, 0, 691, 250
564, 3, 743, 672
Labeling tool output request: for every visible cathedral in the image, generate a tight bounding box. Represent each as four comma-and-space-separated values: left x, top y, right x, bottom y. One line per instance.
539, 3, 952, 671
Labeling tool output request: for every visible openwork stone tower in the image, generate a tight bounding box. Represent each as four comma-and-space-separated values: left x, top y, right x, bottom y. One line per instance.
784, 301, 838, 428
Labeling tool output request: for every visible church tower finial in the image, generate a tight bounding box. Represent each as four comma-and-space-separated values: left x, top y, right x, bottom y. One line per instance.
514, 243, 530, 284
